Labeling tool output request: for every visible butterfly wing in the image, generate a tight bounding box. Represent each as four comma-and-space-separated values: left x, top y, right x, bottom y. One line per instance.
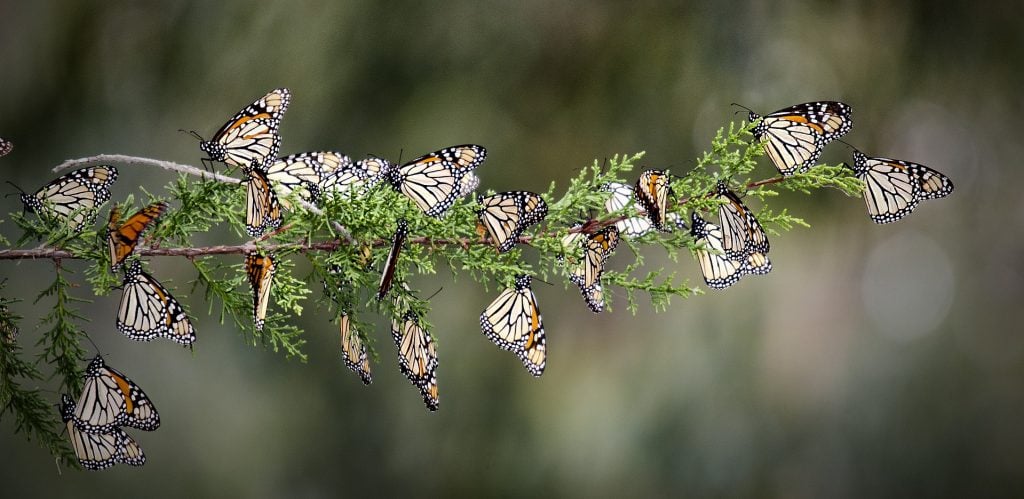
480, 275, 546, 376
108, 202, 168, 271
116, 260, 196, 345
61, 395, 145, 470
22, 166, 118, 233
691, 212, 746, 289
848, 151, 953, 223
388, 144, 486, 218
245, 252, 276, 331
376, 220, 408, 301
569, 226, 620, 313
268, 151, 354, 204
392, 311, 439, 411
200, 88, 290, 170
912, 162, 954, 200
245, 168, 283, 237
634, 170, 671, 231
476, 191, 548, 253
751, 101, 852, 176
0, 137, 12, 157
715, 182, 769, 259
603, 182, 654, 238
74, 356, 160, 432
340, 314, 372, 385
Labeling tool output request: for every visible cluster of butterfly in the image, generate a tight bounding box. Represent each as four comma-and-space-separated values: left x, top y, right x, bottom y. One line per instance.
745, 101, 954, 223
196, 90, 557, 408
60, 356, 159, 470
8, 93, 955, 429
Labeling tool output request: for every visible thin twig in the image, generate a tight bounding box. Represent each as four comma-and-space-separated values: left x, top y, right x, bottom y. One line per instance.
51, 154, 328, 216
52, 154, 239, 183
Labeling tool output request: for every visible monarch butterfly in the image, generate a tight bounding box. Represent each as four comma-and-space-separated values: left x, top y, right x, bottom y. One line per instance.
18, 166, 118, 233
386, 144, 486, 218
392, 311, 439, 411
60, 395, 145, 470
340, 314, 372, 385
117, 259, 196, 345
0, 137, 12, 157
71, 355, 160, 433
747, 101, 852, 176
267, 151, 353, 205
199, 88, 291, 171
634, 170, 673, 231
690, 212, 771, 289
245, 252, 276, 331
107, 202, 168, 271
245, 167, 282, 237
569, 226, 620, 313
376, 219, 408, 301
476, 191, 548, 253
480, 275, 546, 377
714, 181, 769, 259
320, 156, 389, 198
846, 149, 954, 224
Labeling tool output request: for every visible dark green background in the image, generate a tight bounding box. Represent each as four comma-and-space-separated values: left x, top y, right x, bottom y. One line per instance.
1, 1, 1020, 497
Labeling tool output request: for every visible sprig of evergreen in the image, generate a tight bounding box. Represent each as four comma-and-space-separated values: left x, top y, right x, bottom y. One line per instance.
0, 119, 867, 463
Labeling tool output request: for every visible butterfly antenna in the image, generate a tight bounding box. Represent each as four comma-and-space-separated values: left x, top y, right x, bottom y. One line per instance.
179, 129, 205, 142
731, 102, 755, 115
532, 276, 554, 287
5, 180, 25, 196
81, 332, 104, 358
835, 139, 859, 152
424, 287, 444, 301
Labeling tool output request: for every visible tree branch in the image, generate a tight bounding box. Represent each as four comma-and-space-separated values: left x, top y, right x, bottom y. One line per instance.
0, 169, 796, 262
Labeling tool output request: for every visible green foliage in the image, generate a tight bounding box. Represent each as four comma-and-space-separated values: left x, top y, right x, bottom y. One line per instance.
0, 290, 78, 467
0, 119, 870, 464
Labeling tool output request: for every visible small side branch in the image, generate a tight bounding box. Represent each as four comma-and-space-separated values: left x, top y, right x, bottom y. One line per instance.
52, 155, 239, 184
51, 154, 332, 216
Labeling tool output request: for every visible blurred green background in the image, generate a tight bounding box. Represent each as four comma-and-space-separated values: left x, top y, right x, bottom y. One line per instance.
1, 1, 1021, 497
